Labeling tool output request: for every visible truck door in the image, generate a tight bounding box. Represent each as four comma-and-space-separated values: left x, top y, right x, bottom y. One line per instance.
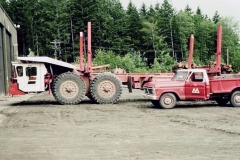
185, 72, 207, 100
16, 64, 45, 92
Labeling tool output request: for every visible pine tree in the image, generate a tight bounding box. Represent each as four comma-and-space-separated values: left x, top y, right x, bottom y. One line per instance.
104, 0, 129, 54
0, 0, 9, 10
3, 0, 240, 70
157, 0, 175, 59
196, 6, 203, 19
184, 4, 193, 15
174, 11, 195, 60
125, 1, 143, 51
217, 18, 240, 68
141, 20, 169, 59
147, 5, 155, 20
212, 11, 220, 24
140, 3, 147, 19
6, 0, 33, 56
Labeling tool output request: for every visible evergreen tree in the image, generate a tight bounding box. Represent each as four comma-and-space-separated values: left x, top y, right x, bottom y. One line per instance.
213, 11, 220, 24
141, 20, 168, 59
147, 5, 155, 19
217, 18, 240, 69
140, 3, 148, 19
196, 6, 203, 19
174, 11, 195, 60
196, 20, 217, 64
2, 0, 240, 70
184, 4, 193, 15
104, 0, 129, 54
0, 0, 9, 10
157, 0, 175, 59
125, 1, 143, 51
6, 0, 32, 56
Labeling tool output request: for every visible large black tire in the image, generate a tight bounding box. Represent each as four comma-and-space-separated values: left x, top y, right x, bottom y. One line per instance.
90, 72, 122, 104
86, 80, 96, 102
216, 98, 229, 106
52, 72, 86, 105
151, 100, 160, 107
230, 91, 240, 107
86, 93, 97, 103
159, 93, 177, 109
87, 94, 94, 101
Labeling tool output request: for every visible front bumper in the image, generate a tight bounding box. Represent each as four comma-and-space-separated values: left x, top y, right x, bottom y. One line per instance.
143, 94, 158, 100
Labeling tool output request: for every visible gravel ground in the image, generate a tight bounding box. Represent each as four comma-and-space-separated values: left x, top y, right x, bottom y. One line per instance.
0, 88, 240, 160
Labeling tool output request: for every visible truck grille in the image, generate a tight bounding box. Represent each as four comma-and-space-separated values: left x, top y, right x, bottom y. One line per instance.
144, 87, 155, 95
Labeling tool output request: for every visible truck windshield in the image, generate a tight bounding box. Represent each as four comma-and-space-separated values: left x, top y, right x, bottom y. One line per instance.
172, 71, 189, 81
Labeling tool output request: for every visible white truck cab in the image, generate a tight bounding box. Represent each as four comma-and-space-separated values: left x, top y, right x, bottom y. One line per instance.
12, 62, 47, 92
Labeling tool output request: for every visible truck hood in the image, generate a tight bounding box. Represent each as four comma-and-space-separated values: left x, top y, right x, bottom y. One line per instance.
144, 80, 185, 88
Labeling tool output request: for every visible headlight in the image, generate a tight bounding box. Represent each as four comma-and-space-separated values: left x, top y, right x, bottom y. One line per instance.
144, 87, 156, 95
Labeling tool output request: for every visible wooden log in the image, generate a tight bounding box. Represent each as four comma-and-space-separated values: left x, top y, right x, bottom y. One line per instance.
178, 62, 183, 68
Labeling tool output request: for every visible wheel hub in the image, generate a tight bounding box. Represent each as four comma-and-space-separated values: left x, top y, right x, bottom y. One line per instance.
164, 97, 172, 105
60, 80, 78, 98
103, 86, 110, 92
66, 87, 73, 92
235, 94, 240, 103
98, 80, 116, 98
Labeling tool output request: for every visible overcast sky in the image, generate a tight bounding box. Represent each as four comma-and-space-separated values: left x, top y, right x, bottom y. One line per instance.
120, 0, 240, 25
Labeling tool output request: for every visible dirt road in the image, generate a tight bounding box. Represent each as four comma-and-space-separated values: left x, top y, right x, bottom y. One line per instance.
1, 88, 240, 160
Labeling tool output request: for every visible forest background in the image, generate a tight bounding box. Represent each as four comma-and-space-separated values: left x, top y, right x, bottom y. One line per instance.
1, 0, 240, 72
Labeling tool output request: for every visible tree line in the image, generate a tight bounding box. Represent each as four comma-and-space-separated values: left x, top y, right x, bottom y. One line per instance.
1, 0, 240, 71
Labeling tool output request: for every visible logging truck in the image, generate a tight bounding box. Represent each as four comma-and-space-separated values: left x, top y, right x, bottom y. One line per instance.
8, 22, 173, 104
143, 25, 240, 109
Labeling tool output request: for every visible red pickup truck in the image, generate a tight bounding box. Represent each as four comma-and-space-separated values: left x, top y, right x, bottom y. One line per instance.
143, 69, 240, 109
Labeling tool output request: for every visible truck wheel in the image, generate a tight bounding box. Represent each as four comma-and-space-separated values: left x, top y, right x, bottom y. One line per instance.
151, 100, 160, 107
216, 98, 229, 106
159, 93, 177, 109
87, 94, 94, 101
52, 72, 86, 105
90, 72, 122, 104
230, 91, 240, 107
86, 80, 96, 102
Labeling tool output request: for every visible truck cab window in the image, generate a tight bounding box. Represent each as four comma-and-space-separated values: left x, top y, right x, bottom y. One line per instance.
173, 71, 189, 81
26, 67, 37, 77
188, 72, 203, 82
16, 66, 23, 77
194, 72, 204, 82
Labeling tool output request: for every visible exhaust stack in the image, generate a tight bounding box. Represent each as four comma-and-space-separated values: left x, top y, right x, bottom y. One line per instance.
216, 25, 222, 73
188, 34, 194, 69
86, 22, 92, 73
79, 32, 84, 71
